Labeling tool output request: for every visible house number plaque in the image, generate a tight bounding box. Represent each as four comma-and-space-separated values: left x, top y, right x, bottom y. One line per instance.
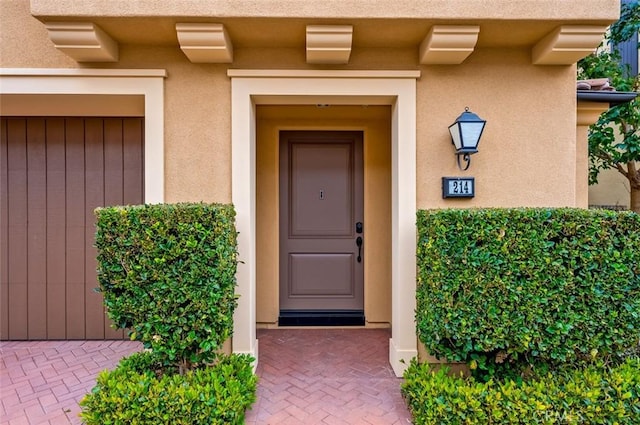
442, 177, 475, 198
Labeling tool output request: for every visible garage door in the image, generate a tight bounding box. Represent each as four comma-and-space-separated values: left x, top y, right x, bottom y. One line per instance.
1, 117, 144, 340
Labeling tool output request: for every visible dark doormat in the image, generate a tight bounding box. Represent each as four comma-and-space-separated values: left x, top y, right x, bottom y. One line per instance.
278, 310, 365, 326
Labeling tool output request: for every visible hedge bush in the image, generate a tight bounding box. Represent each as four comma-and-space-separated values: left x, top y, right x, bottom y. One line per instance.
80, 352, 257, 425
95, 203, 238, 371
416, 208, 640, 376
402, 357, 640, 425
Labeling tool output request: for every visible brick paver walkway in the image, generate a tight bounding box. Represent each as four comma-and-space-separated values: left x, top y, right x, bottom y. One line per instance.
246, 328, 413, 424
1, 329, 413, 424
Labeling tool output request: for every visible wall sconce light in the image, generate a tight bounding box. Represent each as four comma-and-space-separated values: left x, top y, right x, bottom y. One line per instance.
448, 107, 486, 170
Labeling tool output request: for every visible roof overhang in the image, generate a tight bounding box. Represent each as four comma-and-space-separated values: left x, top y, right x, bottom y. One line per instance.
31, 0, 619, 65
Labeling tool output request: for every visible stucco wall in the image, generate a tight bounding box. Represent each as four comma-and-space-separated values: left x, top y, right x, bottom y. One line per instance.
2, 0, 616, 371
106, 46, 233, 204
589, 168, 631, 209
417, 47, 578, 209
2, 0, 587, 211
29, 0, 620, 21
0, 0, 75, 68
1, 0, 233, 204
1, 5, 586, 325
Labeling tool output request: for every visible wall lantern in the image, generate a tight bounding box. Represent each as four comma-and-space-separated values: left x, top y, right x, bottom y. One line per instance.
448, 107, 486, 170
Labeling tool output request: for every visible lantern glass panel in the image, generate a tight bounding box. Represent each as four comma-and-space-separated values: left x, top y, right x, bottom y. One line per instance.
460, 121, 485, 151
448, 122, 463, 151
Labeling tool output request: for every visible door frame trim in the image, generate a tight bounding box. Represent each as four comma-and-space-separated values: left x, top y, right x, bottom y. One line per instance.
230, 70, 419, 376
0, 68, 166, 204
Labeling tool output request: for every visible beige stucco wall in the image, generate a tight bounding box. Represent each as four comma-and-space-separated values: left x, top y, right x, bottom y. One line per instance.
417, 47, 578, 209
256, 106, 392, 325
29, 0, 621, 22
589, 168, 631, 208
1, 1, 589, 327
1, 0, 232, 204
1, 0, 593, 211
101, 46, 233, 204
2, 0, 621, 373
0, 0, 75, 68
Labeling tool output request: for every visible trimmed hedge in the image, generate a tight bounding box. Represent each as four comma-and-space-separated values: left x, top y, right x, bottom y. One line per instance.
402, 358, 640, 425
80, 352, 257, 425
95, 203, 238, 370
416, 208, 640, 374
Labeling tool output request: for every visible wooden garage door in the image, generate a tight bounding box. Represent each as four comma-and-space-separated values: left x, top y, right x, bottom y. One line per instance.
0, 117, 144, 340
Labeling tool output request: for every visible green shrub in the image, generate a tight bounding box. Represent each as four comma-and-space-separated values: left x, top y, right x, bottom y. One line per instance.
402, 357, 640, 425
416, 208, 640, 376
95, 203, 238, 371
80, 352, 257, 425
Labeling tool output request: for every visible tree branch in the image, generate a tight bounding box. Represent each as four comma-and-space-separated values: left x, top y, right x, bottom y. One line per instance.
618, 162, 630, 179
592, 149, 630, 179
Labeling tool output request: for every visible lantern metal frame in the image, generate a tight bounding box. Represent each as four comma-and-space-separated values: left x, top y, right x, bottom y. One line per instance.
448, 107, 486, 171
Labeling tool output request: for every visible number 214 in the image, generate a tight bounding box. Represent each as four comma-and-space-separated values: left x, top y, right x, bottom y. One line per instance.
452, 181, 470, 194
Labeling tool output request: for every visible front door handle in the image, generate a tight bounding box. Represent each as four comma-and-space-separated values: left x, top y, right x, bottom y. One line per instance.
356, 236, 363, 263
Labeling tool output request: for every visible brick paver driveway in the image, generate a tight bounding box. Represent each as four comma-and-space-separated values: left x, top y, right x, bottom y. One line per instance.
2, 328, 413, 424
1, 340, 142, 424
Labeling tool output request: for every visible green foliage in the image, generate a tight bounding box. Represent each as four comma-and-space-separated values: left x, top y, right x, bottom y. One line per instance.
577, 1, 640, 199
610, 1, 640, 46
579, 1, 640, 85
587, 100, 640, 185
416, 208, 640, 378
95, 203, 238, 371
89, 205, 256, 422
79, 352, 257, 425
402, 357, 640, 425
578, 50, 633, 91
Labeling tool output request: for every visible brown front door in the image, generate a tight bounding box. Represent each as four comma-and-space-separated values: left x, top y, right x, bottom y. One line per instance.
279, 131, 364, 324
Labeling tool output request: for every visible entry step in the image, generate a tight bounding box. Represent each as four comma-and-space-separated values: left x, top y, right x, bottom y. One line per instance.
278, 310, 365, 326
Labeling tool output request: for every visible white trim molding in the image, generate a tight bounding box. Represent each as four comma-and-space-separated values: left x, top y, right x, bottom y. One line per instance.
227, 69, 420, 79
0, 68, 166, 203
229, 69, 419, 376
0, 68, 165, 77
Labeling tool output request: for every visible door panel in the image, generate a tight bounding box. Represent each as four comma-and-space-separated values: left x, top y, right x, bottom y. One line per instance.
290, 143, 353, 236
289, 253, 354, 296
279, 131, 364, 314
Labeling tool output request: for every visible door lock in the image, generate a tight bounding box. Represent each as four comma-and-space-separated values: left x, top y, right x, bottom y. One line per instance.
356, 222, 363, 234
